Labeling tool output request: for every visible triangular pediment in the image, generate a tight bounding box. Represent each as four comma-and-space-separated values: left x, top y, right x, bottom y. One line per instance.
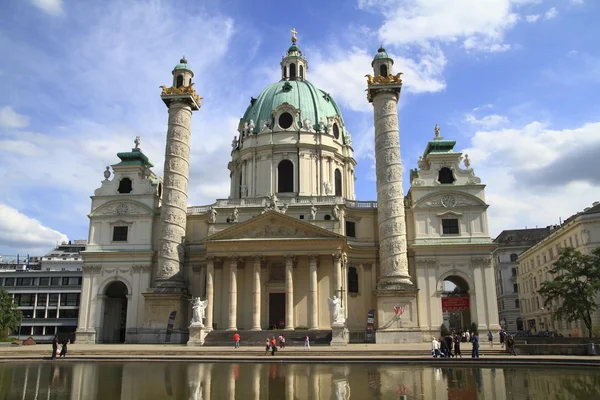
206, 211, 345, 241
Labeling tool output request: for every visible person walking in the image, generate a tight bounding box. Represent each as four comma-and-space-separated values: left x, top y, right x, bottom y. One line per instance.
508, 335, 518, 356
270, 336, 277, 356
453, 333, 462, 358
471, 333, 480, 358
304, 334, 310, 350
51, 334, 59, 360
60, 338, 70, 358
278, 334, 284, 349
500, 330, 506, 348
233, 332, 240, 349
281, 334, 286, 349
445, 334, 454, 358
431, 337, 440, 358
487, 331, 494, 348
265, 338, 271, 355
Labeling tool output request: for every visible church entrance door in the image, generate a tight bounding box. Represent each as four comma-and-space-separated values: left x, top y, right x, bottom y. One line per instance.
269, 293, 285, 330
441, 276, 472, 332
101, 281, 128, 343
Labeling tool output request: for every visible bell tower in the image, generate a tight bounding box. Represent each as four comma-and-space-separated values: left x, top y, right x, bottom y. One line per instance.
280, 28, 308, 81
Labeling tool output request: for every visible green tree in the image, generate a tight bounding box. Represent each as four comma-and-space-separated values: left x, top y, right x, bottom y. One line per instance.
440, 323, 449, 337
0, 290, 22, 338
538, 247, 600, 338
470, 322, 478, 336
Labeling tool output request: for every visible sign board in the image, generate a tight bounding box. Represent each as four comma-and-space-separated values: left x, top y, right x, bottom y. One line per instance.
365, 309, 376, 343
441, 297, 470, 312
165, 311, 177, 343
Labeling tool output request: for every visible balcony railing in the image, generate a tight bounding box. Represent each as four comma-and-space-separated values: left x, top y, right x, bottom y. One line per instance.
188, 196, 378, 214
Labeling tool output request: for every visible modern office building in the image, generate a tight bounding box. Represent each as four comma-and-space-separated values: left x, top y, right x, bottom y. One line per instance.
492, 228, 550, 332
0, 240, 85, 342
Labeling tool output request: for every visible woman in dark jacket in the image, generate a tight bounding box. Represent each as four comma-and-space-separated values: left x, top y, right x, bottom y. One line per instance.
60, 338, 70, 358
51, 334, 59, 360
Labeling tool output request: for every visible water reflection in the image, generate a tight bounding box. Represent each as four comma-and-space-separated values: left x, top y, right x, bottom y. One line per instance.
0, 362, 598, 400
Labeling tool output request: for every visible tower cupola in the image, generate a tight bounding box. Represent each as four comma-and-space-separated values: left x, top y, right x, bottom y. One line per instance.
172, 56, 194, 88
371, 46, 394, 77
281, 28, 308, 81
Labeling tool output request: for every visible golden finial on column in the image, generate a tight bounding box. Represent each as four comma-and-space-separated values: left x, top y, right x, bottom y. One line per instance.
291, 28, 297, 44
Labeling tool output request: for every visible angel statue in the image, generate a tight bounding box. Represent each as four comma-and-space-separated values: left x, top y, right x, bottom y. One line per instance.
207, 206, 218, 224
247, 119, 255, 135
328, 295, 345, 325
190, 297, 208, 326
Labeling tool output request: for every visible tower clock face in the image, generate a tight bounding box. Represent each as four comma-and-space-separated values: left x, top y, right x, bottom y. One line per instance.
441, 194, 456, 208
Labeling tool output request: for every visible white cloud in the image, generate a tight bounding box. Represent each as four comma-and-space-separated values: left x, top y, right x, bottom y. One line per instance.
0, 106, 30, 128
570, 0, 584, 4
461, 121, 600, 236
465, 113, 509, 127
310, 46, 446, 113
0, 204, 68, 252
526, 14, 541, 22
372, 0, 520, 53
29, 0, 63, 16
544, 7, 558, 20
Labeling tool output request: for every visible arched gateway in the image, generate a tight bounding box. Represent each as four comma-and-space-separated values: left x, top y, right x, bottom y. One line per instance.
101, 281, 128, 343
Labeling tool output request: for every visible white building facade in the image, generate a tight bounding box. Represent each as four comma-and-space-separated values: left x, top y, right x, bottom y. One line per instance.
492, 229, 550, 332
517, 202, 600, 335
77, 34, 501, 344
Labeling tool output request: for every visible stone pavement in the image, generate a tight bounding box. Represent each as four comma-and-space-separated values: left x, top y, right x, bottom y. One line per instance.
0, 343, 599, 366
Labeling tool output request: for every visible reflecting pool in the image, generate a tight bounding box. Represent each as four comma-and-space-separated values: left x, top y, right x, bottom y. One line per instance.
0, 362, 599, 400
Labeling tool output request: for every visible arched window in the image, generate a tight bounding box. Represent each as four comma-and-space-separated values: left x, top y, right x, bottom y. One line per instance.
348, 266, 359, 293
334, 169, 342, 196
510, 253, 518, 262
438, 167, 455, 184
176, 75, 184, 88
117, 178, 133, 194
299, 65, 304, 79
238, 171, 243, 198
282, 66, 286, 79
289, 63, 296, 80
324, 214, 331, 220
379, 64, 388, 76
277, 160, 293, 193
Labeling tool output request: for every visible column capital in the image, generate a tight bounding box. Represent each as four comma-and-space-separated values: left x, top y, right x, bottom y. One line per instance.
308, 254, 320, 266
253, 255, 266, 266
284, 254, 296, 267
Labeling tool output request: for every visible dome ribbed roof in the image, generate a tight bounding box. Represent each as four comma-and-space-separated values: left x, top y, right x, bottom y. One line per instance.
241, 80, 345, 135
173, 57, 193, 74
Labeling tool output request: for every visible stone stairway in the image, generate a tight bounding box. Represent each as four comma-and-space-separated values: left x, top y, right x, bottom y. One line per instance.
203, 330, 332, 347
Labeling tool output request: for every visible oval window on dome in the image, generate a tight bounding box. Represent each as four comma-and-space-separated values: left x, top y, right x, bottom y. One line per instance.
333, 123, 340, 139
279, 112, 293, 129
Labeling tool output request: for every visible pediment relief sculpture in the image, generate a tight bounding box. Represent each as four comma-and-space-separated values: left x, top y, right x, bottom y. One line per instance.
222, 222, 326, 239
414, 193, 486, 209
91, 201, 152, 216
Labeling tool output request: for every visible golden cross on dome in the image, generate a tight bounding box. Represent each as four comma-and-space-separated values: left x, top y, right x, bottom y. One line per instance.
291, 28, 297, 44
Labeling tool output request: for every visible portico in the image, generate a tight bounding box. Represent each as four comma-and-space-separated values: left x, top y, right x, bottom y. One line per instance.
198, 211, 346, 331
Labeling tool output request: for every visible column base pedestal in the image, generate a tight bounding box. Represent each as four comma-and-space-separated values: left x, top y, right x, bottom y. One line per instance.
187, 324, 209, 346
75, 329, 96, 344
330, 324, 349, 346
142, 290, 190, 344
374, 287, 422, 344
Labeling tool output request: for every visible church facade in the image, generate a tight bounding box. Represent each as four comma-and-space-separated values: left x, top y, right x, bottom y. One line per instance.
76, 33, 500, 344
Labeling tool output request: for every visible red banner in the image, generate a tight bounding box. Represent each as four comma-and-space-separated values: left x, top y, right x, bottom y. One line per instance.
442, 297, 470, 311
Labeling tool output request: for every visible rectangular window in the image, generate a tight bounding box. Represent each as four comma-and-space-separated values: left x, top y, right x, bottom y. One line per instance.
39, 277, 49, 286
60, 293, 80, 306
15, 294, 35, 306
4, 278, 15, 286
37, 294, 47, 307
513, 284, 518, 293
48, 294, 59, 306
47, 309, 57, 318
33, 326, 44, 335
67, 277, 81, 286
112, 226, 128, 242
16, 277, 34, 286
441, 219, 459, 234
62, 277, 70, 286
515, 299, 520, 308
59, 309, 79, 319
35, 309, 45, 319
543, 253, 547, 263
345, 221, 356, 238
511, 268, 516, 276
21, 309, 34, 318
46, 326, 56, 335
348, 267, 359, 293
50, 277, 61, 286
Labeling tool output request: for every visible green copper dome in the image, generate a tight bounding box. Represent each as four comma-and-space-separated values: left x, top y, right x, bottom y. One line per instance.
173, 57, 193, 74
372, 47, 393, 65
241, 80, 346, 135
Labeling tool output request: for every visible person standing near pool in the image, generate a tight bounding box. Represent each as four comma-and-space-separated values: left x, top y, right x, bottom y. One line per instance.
471, 332, 480, 358
51, 334, 59, 360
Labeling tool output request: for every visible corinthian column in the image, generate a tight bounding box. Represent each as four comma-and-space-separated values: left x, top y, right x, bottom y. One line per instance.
308, 255, 319, 330
333, 253, 342, 298
368, 75, 412, 288
227, 257, 239, 331
206, 257, 215, 330
284, 255, 295, 330
252, 256, 263, 330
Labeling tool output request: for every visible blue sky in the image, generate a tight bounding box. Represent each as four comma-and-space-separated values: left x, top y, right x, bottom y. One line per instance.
1, 0, 599, 255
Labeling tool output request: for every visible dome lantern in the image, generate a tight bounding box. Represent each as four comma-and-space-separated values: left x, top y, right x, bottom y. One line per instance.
172, 56, 194, 88
371, 46, 394, 77
281, 28, 308, 82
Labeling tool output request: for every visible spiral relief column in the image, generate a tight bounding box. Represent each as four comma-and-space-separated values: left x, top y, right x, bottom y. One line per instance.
367, 50, 412, 289
155, 58, 202, 288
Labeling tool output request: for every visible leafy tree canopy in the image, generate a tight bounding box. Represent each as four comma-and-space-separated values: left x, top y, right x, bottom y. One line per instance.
0, 290, 22, 338
538, 247, 600, 337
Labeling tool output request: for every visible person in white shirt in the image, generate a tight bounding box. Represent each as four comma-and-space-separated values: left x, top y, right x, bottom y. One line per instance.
431, 337, 440, 358
304, 335, 310, 350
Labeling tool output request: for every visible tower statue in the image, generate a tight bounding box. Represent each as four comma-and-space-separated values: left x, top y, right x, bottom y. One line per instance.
367, 47, 411, 289
156, 57, 202, 287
